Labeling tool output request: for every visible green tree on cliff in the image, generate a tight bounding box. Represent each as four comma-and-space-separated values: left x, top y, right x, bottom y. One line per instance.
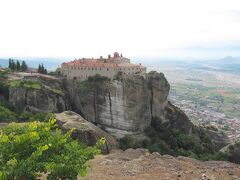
8, 59, 12, 69
38, 63, 47, 74
20, 61, 28, 72
8, 59, 16, 71
16, 60, 20, 71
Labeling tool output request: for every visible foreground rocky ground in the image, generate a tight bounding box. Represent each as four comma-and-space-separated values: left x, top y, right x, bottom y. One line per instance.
80, 149, 240, 180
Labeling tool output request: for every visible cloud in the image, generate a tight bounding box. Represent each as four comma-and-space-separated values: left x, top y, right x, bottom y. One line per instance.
0, 0, 240, 58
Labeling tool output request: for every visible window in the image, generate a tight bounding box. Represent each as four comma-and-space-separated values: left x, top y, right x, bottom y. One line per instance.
95, 68, 97, 70
92, 68, 94, 70
88, 68, 90, 70
107, 68, 109, 71
100, 68, 101, 70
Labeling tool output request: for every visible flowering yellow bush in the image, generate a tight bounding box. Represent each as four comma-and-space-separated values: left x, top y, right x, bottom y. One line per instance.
0, 118, 105, 180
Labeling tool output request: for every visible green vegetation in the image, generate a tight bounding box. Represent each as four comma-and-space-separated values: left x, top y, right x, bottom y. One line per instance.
119, 117, 229, 162
171, 83, 240, 119
113, 71, 124, 81
48, 88, 64, 96
38, 63, 47, 74
48, 70, 61, 77
18, 112, 55, 122
8, 59, 28, 71
80, 74, 109, 91
9, 80, 41, 90
87, 74, 110, 82
0, 118, 105, 179
0, 105, 16, 122
0, 104, 55, 122
0, 82, 9, 100
0, 69, 10, 78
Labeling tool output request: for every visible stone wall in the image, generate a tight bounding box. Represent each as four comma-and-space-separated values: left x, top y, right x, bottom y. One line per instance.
60, 65, 146, 80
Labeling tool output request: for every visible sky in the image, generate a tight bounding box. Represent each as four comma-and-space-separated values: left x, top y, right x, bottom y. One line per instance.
1, 0, 240, 59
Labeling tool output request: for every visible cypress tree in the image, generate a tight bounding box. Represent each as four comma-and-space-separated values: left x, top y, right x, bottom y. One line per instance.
11, 60, 16, 71
16, 60, 20, 71
8, 58, 12, 69
37, 63, 47, 74
21, 61, 28, 72
38, 64, 41, 73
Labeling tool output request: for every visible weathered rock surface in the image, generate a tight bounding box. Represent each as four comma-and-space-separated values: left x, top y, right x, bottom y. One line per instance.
6, 72, 229, 149
64, 75, 152, 138
8, 75, 69, 113
55, 111, 118, 153
64, 71, 194, 138
221, 142, 240, 164
206, 129, 232, 151
81, 148, 240, 180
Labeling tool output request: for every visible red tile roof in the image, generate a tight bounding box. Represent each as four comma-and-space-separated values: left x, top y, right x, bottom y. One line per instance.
62, 59, 145, 69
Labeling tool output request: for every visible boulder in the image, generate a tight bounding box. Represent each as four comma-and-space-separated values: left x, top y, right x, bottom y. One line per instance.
206, 129, 232, 151
55, 111, 118, 154
221, 142, 240, 164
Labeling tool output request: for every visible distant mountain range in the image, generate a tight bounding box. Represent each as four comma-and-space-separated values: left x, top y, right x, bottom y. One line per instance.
220, 56, 240, 64
0, 56, 239, 72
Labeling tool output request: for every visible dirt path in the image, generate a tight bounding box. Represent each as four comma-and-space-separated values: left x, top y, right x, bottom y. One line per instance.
80, 149, 240, 180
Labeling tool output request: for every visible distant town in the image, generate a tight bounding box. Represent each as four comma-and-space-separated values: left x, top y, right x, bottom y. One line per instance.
170, 85, 240, 142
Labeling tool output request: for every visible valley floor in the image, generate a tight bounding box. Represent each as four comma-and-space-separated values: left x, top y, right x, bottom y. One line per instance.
149, 64, 240, 142
78, 149, 240, 180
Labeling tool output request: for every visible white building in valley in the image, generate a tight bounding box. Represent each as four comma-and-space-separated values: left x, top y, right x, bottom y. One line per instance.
60, 52, 146, 80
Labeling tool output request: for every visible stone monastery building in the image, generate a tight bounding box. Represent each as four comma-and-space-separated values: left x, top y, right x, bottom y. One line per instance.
60, 52, 146, 80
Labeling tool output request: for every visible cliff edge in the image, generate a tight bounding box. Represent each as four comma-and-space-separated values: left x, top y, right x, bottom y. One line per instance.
5, 71, 230, 150
81, 148, 240, 180
64, 71, 193, 138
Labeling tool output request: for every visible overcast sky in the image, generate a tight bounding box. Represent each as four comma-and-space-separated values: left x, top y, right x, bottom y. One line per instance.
1, 0, 240, 59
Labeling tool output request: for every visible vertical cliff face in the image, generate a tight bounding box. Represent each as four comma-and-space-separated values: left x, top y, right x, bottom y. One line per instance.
8, 76, 69, 113
6, 72, 229, 149
147, 72, 170, 122
64, 72, 194, 138
6, 72, 195, 138
64, 75, 152, 138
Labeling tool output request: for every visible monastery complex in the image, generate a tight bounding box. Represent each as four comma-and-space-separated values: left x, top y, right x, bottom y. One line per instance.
60, 52, 146, 80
